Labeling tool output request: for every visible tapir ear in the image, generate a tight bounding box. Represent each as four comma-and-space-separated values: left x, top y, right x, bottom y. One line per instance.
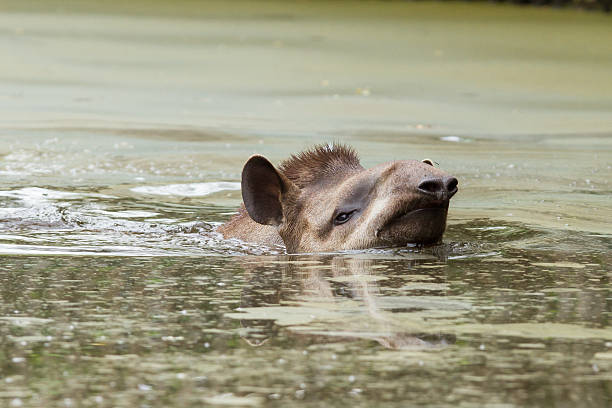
422, 159, 435, 166
241, 155, 296, 226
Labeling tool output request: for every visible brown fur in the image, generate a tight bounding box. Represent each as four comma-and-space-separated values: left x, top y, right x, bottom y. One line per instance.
217, 206, 283, 247
279, 144, 363, 188
217, 144, 362, 245
218, 143, 458, 253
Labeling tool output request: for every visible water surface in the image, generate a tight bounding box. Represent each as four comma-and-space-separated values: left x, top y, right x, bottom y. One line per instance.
0, 1, 611, 407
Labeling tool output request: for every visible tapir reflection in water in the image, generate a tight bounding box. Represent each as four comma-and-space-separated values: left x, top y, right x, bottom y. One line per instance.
218, 144, 458, 253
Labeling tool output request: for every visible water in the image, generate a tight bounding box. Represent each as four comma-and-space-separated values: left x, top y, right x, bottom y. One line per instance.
1, 1, 611, 407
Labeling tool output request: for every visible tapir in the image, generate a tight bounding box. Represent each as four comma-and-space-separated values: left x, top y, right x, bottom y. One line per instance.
218, 144, 458, 253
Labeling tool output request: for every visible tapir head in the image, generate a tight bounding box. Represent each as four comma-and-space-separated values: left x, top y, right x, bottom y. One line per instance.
241, 144, 458, 253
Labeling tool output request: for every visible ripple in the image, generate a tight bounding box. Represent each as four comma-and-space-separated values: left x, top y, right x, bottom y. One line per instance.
131, 182, 240, 197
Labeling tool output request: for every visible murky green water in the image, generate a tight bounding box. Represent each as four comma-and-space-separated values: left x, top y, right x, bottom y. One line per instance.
1, 1, 611, 407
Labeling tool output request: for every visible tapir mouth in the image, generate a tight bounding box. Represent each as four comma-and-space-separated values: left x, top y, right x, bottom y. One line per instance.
376, 200, 449, 244
386, 201, 448, 225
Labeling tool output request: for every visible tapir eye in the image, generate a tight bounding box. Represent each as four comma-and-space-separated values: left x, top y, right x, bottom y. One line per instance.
334, 210, 356, 225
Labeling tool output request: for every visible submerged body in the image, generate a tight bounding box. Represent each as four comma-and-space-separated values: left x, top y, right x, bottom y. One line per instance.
219, 144, 458, 253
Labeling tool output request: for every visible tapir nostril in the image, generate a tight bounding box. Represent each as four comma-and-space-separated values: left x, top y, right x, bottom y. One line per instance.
446, 177, 458, 197
418, 177, 458, 199
417, 178, 444, 195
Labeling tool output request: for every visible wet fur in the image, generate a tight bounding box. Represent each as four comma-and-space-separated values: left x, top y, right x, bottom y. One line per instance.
219, 143, 456, 252
217, 144, 362, 247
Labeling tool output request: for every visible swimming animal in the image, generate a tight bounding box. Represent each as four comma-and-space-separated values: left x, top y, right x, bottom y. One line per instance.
218, 144, 458, 253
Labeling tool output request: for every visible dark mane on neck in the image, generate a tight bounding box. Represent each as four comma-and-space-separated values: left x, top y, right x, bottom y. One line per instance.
279, 144, 363, 189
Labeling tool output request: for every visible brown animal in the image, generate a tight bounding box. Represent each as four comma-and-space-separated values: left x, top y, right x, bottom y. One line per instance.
218, 144, 458, 253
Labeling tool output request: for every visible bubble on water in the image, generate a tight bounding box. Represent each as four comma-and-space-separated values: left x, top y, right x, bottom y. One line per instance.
441, 136, 461, 142
10, 398, 23, 407
162, 336, 184, 342
348, 375, 355, 383
295, 389, 306, 399
138, 384, 152, 392
11, 357, 25, 363
479, 344, 486, 351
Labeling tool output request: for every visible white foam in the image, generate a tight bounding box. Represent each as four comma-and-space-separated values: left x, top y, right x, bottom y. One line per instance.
87, 209, 159, 218
131, 182, 240, 197
0, 187, 114, 205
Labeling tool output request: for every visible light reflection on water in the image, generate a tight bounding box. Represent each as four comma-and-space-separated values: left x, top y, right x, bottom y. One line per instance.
0, 139, 609, 408
0, 198, 610, 406
0, 0, 611, 406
